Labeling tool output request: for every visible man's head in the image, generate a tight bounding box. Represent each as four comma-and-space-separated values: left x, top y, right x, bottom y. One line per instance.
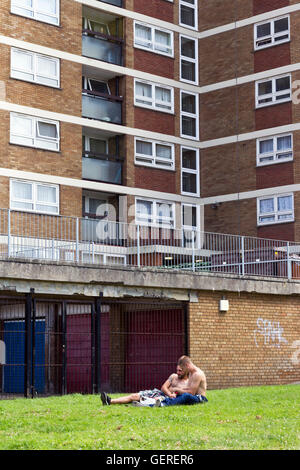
177, 355, 193, 373
176, 364, 188, 379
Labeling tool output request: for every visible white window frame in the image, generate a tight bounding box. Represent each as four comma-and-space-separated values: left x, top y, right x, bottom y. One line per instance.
181, 146, 200, 196
179, 0, 198, 31
83, 135, 108, 156
255, 74, 291, 108
256, 133, 293, 166
134, 21, 174, 57
10, 113, 60, 151
11, 0, 60, 26
180, 90, 199, 140
254, 15, 290, 50
11, 48, 60, 88
134, 79, 174, 114
10, 179, 59, 215
179, 35, 198, 85
257, 193, 294, 226
134, 137, 175, 170
135, 197, 175, 228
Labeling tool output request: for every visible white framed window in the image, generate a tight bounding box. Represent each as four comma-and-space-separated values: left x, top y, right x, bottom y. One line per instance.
257, 194, 294, 225
10, 113, 59, 151
83, 135, 108, 156
181, 147, 200, 196
135, 198, 175, 228
257, 134, 293, 166
179, 0, 198, 30
134, 79, 174, 113
11, 0, 60, 26
254, 16, 290, 50
82, 77, 110, 95
134, 21, 174, 57
11, 48, 60, 88
83, 17, 110, 35
180, 35, 198, 85
10, 179, 59, 214
180, 90, 199, 139
256, 74, 291, 108
134, 138, 175, 170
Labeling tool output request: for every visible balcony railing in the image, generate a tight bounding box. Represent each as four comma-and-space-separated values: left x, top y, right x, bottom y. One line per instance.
100, 0, 122, 6
0, 208, 300, 280
82, 90, 122, 124
82, 151, 123, 184
82, 30, 123, 65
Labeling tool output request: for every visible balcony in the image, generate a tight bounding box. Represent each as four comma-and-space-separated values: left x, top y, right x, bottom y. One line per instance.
0, 208, 299, 280
100, 0, 122, 6
82, 30, 123, 65
82, 151, 123, 184
82, 90, 122, 124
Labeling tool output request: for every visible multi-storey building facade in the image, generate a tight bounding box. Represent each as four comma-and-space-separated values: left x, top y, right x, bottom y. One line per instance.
0, 1, 299, 397
201, 0, 300, 242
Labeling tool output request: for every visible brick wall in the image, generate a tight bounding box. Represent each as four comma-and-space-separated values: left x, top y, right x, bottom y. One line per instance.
189, 290, 300, 389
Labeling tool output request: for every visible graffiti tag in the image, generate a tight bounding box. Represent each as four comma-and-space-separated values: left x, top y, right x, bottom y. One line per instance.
254, 318, 288, 349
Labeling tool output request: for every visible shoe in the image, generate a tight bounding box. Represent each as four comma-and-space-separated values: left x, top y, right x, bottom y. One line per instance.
154, 398, 163, 407
101, 391, 111, 405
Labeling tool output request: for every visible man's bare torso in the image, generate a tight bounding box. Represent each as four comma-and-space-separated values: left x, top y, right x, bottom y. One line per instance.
190, 367, 207, 396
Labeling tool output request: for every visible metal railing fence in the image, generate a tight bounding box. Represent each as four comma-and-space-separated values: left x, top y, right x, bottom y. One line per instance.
0, 208, 300, 280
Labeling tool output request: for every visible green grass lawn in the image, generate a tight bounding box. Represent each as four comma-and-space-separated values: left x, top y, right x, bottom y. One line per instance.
0, 384, 299, 450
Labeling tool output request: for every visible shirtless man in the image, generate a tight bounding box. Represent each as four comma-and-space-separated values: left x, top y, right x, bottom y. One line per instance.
100, 364, 189, 406
156, 356, 208, 407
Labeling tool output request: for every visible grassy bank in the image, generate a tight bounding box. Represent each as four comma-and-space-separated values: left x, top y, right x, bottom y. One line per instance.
0, 384, 299, 450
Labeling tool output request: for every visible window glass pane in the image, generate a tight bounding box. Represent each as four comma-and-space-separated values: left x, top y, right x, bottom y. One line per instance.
155, 87, 171, 106
182, 148, 197, 169
182, 116, 196, 136
260, 199, 274, 213
181, 37, 195, 58
274, 18, 289, 33
36, 0, 57, 14
89, 80, 109, 94
135, 24, 151, 45
156, 144, 171, 159
12, 49, 33, 71
12, 181, 32, 200
37, 185, 56, 203
155, 30, 171, 52
180, 6, 195, 27
136, 82, 152, 97
36, 55, 57, 77
277, 135, 291, 150
37, 121, 57, 138
278, 196, 292, 211
183, 172, 197, 193
183, 205, 197, 227
259, 139, 273, 154
276, 76, 290, 91
12, 115, 33, 136
181, 93, 196, 113
89, 138, 107, 154
258, 81, 272, 95
181, 61, 195, 82
136, 140, 152, 155
257, 23, 271, 38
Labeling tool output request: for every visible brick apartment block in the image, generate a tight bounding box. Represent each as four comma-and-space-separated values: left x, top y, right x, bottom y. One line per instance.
0, 0, 299, 395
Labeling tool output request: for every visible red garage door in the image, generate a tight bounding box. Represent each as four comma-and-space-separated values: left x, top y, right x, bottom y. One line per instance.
124, 305, 186, 392
67, 312, 110, 394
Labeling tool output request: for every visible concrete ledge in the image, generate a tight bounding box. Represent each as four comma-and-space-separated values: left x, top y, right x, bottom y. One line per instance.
0, 259, 300, 299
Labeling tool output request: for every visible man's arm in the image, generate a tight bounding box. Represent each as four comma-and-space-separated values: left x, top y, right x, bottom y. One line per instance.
161, 374, 177, 398
172, 372, 202, 396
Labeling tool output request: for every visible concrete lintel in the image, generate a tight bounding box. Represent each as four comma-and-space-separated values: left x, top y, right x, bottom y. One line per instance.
0, 259, 300, 298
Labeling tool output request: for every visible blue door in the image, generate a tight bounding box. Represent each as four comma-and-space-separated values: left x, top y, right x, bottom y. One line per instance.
4, 320, 45, 394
